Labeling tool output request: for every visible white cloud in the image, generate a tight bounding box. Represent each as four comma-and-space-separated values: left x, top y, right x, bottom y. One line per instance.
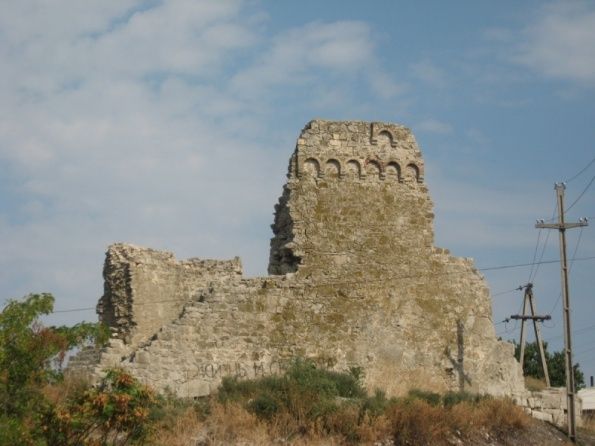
427, 164, 556, 251
410, 59, 447, 87
514, 0, 595, 84
0, 1, 408, 319
229, 21, 398, 103
0, 1, 274, 311
482, 27, 514, 43
416, 119, 453, 135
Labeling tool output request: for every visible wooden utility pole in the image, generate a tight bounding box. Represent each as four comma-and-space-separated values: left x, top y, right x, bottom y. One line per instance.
536, 182, 588, 442
513, 283, 551, 387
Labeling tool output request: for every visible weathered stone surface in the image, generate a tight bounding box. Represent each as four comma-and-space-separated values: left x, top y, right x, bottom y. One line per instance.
70, 120, 526, 399
531, 410, 554, 423
515, 387, 584, 429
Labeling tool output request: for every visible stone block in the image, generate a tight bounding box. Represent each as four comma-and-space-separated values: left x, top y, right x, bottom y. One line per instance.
531, 410, 553, 423
135, 351, 150, 364
178, 380, 210, 398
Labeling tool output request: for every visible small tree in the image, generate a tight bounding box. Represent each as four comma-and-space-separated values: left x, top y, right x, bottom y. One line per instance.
46, 368, 159, 446
0, 293, 108, 444
514, 340, 585, 390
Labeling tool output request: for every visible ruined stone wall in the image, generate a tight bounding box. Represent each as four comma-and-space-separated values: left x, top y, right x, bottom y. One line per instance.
514, 388, 583, 429
73, 120, 526, 400
269, 121, 429, 277
97, 244, 242, 350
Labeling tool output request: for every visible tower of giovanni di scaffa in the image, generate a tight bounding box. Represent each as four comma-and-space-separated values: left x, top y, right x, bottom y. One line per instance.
69, 120, 525, 399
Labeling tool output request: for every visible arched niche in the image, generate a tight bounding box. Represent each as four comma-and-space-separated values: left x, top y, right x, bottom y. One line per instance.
303, 158, 321, 177
385, 161, 401, 181
405, 163, 420, 182
365, 159, 382, 179
325, 159, 341, 179
370, 123, 398, 147
376, 130, 395, 147
345, 160, 361, 179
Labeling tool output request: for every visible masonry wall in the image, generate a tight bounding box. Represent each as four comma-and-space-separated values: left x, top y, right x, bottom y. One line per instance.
514, 388, 583, 429
73, 120, 526, 400
96, 244, 242, 350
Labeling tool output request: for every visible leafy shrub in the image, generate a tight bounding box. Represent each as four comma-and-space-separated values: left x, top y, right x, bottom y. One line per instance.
514, 340, 585, 390
167, 361, 536, 445
217, 358, 367, 428
218, 375, 285, 404
45, 368, 160, 445
0, 293, 108, 445
389, 399, 448, 445
247, 393, 279, 420
406, 388, 441, 406
442, 390, 487, 407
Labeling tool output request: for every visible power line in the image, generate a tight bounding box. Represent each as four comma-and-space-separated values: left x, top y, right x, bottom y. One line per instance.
527, 226, 543, 282
531, 229, 551, 282
53, 306, 96, 314
492, 287, 522, 297
49, 256, 595, 314
564, 154, 595, 183
575, 344, 595, 356
496, 322, 521, 337
548, 226, 584, 315
531, 201, 557, 283
480, 256, 595, 272
544, 322, 595, 343
565, 173, 595, 213
287, 256, 595, 286
542, 318, 556, 329
500, 322, 595, 345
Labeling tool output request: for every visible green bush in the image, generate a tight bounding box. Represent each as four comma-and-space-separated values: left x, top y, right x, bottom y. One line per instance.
359, 388, 394, 419
404, 388, 489, 408
247, 394, 279, 420
406, 388, 441, 406
0, 293, 108, 445
218, 375, 286, 403
442, 390, 487, 407
217, 358, 367, 423
212, 361, 530, 445
45, 368, 161, 445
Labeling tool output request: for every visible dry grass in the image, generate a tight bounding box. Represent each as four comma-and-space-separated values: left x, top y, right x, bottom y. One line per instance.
150, 406, 205, 446
205, 402, 271, 445
583, 413, 595, 432
525, 376, 548, 391
366, 361, 447, 396
41, 374, 90, 406
147, 359, 534, 445
41, 365, 535, 446
148, 396, 532, 445
386, 398, 529, 445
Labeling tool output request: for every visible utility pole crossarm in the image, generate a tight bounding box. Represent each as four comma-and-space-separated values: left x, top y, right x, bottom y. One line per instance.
509, 314, 551, 321
535, 221, 588, 230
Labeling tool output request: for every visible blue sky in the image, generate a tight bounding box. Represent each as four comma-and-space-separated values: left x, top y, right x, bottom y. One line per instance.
1, 1, 594, 382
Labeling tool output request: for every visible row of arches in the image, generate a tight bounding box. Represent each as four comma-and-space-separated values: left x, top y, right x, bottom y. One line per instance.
300, 157, 422, 182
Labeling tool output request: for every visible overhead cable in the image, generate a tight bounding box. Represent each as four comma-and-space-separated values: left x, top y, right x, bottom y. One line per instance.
565, 174, 595, 213
565, 154, 595, 183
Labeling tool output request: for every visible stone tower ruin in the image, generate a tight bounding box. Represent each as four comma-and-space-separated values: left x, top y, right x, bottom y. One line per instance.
70, 120, 525, 398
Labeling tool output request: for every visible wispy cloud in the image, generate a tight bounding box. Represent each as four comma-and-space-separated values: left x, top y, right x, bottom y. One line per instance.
229, 20, 402, 107
416, 119, 453, 135
410, 59, 447, 88
0, 1, 408, 317
513, 0, 595, 85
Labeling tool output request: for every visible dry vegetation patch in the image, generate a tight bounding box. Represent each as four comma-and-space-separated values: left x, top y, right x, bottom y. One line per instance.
149, 360, 538, 446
